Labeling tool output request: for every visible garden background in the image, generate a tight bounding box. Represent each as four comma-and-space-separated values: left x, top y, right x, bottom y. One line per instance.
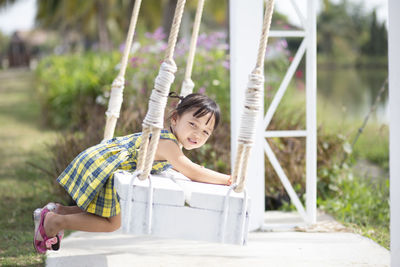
0, 0, 389, 266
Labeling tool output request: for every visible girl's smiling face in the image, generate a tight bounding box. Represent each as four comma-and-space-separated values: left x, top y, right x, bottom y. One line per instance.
171, 109, 215, 150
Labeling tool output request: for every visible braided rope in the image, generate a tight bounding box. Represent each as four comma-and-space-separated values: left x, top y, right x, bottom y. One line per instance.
231, 143, 244, 184
165, 0, 187, 60
137, 0, 187, 179
233, 0, 274, 193
256, 0, 274, 69
140, 128, 161, 180
119, 0, 142, 77
136, 126, 151, 171
180, 0, 205, 97
235, 145, 252, 193
104, 0, 142, 140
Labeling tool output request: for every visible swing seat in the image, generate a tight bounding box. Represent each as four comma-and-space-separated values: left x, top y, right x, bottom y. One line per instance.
114, 170, 250, 245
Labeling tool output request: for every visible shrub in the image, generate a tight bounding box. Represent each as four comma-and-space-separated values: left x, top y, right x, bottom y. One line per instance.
35, 52, 120, 129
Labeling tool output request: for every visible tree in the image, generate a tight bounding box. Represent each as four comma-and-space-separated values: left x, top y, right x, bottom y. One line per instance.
317, 0, 375, 60
361, 9, 387, 57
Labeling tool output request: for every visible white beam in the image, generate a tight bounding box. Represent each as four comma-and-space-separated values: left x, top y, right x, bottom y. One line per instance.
389, 0, 400, 265
263, 140, 308, 221
264, 130, 307, 138
305, 0, 317, 225
263, 39, 306, 130
269, 30, 306, 38
230, 0, 264, 231
289, 0, 306, 28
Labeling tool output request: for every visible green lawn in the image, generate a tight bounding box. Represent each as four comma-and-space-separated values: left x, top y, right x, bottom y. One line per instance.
0, 69, 61, 266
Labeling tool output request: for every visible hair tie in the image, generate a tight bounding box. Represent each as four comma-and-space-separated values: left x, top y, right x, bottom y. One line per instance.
168, 92, 184, 101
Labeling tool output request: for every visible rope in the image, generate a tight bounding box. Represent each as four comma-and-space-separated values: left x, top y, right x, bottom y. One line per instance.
180, 0, 205, 97
256, 0, 274, 69
340, 77, 388, 167
104, 0, 142, 140
119, 0, 142, 77
137, 0, 187, 179
235, 145, 252, 193
137, 126, 151, 171
232, 143, 244, 184
165, 0, 187, 61
238, 70, 264, 144
142, 60, 178, 129
140, 127, 161, 180
180, 78, 195, 97
233, 0, 274, 193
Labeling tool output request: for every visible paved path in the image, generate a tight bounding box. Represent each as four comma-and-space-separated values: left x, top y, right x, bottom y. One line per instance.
46, 212, 390, 267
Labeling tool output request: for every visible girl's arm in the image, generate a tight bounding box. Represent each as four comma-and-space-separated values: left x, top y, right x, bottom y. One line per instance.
155, 139, 230, 185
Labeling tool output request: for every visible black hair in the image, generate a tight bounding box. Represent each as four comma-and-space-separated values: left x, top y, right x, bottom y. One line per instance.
168, 92, 221, 130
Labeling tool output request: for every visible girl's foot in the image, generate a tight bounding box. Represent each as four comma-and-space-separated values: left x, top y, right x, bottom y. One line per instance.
33, 203, 64, 239
32, 203, 63, 253
33, 208, 61, 253
43, 211, 60, 238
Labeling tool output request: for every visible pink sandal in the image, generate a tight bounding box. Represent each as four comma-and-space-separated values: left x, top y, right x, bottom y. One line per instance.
33, 206, 63, 254
33, 203, 64, 239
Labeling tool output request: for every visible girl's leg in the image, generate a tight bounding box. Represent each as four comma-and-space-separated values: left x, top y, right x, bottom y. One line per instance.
44, 212, 121, 238
55, 204, 83, 215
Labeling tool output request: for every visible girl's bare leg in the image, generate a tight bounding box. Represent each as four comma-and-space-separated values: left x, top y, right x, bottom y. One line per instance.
44, 212, 121, 238
55, 204, 83, 215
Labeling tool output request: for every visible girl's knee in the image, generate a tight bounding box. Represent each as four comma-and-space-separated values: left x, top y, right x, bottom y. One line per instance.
107, 214, 121, 232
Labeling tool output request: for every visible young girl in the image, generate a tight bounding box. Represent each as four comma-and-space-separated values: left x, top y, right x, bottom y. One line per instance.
33, 93, 231, 254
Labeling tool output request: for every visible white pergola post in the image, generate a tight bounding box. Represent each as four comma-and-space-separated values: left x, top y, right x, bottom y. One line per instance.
389, 0, 400, 265
230, 0, 264, 231
305, 0, 317, 224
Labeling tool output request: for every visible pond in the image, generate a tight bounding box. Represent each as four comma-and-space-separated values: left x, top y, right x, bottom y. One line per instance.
317, 66, 388, 124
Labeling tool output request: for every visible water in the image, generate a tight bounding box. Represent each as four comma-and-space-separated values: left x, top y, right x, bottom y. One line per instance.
317, 67, 388, 123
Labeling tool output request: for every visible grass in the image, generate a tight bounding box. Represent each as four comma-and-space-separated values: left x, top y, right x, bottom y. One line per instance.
275, 88, 390, 249
0, 69, 63, 266
318, 172, 390, 249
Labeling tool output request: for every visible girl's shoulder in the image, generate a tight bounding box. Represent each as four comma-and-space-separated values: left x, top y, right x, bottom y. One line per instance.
160, 129, 178, 145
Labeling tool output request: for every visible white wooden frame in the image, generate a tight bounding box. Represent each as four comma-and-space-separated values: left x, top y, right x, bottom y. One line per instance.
388, 0, 399, 265
263, 0, 317, 227
230, 0, 264, 231
230, 0, 317, 230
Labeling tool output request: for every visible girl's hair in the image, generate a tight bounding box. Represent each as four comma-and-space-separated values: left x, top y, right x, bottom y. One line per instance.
168, 92, 221, 130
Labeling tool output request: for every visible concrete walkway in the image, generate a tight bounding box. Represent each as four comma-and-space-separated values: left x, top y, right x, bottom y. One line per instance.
46, 212, 390, 267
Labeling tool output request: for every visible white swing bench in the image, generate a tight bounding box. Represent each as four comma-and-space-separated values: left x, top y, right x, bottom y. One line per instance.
114, 170, 250, 245
104, 0, 274, 246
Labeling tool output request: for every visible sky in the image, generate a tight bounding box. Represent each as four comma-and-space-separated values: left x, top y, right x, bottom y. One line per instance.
0, 0, 388, 36
275, 0, 388, 27
0, 0, 36, 35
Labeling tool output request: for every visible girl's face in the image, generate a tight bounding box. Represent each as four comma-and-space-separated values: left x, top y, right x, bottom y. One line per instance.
171, 110, 215, 150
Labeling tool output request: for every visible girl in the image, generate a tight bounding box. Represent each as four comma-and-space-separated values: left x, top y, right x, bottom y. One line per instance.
33, 93, 231, 254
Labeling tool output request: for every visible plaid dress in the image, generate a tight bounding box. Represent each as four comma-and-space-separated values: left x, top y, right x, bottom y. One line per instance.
57, 129, 178, 218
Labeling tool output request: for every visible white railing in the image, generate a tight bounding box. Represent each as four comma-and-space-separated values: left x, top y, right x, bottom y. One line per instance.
262, 0, 317, 228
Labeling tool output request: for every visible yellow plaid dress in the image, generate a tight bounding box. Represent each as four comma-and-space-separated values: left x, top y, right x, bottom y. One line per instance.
57, 129, 178, 218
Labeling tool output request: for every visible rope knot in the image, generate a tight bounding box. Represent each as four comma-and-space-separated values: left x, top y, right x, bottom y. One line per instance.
106, 76, 125, 118
238, 73, 265, 144
112, 76, 125, 88
180, 78, 195, 97
143, 60, 178, 129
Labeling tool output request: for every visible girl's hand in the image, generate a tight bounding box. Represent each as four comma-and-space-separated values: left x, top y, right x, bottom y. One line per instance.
156, 139, 231, 185
226, 176, 232, 186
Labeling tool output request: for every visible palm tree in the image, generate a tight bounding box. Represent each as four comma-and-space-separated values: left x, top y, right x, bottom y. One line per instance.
35, 0, 116, 51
